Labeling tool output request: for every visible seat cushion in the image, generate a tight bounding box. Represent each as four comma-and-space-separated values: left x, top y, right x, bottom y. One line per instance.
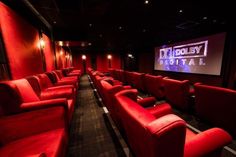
40, 87, 74, 100
0, 129, 67, 157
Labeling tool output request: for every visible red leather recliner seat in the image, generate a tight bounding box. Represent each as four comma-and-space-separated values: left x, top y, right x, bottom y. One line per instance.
115, 89, 232, 157
194, 83, 236, 137
0, 79, 74, 123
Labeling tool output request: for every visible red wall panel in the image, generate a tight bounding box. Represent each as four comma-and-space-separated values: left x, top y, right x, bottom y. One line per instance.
55, 45, 66, 69
0, 2, 44, 79
96, 53, 121, 72
138, 52, 154, 74
111, 53, 121, 69
72, 53, 92, 74
42, 34, 55, 71
96, 54, 108, 72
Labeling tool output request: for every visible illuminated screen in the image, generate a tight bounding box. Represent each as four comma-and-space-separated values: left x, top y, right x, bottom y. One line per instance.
154, 32, 226, 75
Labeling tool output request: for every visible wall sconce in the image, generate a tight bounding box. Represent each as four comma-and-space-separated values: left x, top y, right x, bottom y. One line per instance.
38, 38, 45, 49
107, 54, 112, 60
82, 55, 86, 60
107, 54, 112, 68
59, 41, 63, 46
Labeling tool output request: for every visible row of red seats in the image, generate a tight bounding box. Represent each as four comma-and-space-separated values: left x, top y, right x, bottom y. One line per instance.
109, 68, 236, 137
0, 67, 80, 157
88, 68, 233, 157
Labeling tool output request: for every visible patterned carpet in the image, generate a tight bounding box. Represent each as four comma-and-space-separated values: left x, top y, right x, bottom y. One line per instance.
67, 75, 126, 157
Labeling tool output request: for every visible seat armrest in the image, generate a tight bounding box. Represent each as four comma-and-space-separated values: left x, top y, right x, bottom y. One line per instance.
184, 128, 232, 157
26, 153, 47, 157
108, 85, 124, 95
47, 84, 74, 90
137, 96, 156, 107
21, 98, 68, 111
147, 103, 172, 119
0, 107, 67, 145
123, 85, 132, 89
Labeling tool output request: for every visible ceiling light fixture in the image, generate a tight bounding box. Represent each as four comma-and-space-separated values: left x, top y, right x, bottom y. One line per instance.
144, 0, 149, 4
179, 9, 183, 13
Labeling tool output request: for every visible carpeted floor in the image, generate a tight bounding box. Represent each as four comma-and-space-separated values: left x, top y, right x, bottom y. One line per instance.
67, 74, 126, 157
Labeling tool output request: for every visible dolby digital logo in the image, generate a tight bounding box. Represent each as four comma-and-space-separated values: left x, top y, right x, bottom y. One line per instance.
158, 40, 208, 66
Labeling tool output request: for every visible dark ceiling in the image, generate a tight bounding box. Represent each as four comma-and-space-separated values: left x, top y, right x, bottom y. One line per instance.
9, 0, 234, 52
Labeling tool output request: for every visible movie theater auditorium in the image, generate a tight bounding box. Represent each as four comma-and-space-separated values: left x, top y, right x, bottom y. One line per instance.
0, 1, 236, 157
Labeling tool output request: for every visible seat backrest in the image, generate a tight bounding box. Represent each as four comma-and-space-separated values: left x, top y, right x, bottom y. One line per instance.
13, 79, 40, 103
163, 78, 191, 110
144, 74, 165, 99
124, 71, 134, 85
45, 72, 57, 84
52, 71, 61, 82
194, 83, 236, 137
132, 72, 145, 91
100, 80, 124, 128
25, 75, 41, 97
115, 89, 186, 157
55, 70, 63, 79
37, 73, 53, 90
0, 81, 22, 115
0, 79, 39, 115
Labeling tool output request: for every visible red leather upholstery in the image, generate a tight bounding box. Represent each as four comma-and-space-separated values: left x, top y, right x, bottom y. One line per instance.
46, 71, 78, 89
114, 89, 172, 119
0, 107, 68, 157
163, 78, 192, 110
194, 83, 236, 137
26, 75, 75, 100
124, 71, 134, 85
62, 67, 81, 78
131, 72, 146, 91
0, 79, 73, 122
115, 90, 186, 157
144, 74, 165, 99
115, 89, 232, 157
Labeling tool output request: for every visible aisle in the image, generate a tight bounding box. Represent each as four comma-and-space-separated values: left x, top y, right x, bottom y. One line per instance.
67, 74, 126, 157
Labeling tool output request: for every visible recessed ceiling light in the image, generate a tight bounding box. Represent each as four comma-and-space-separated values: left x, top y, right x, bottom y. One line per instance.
53, 21, 56, 24
89, 23, 92, 27
144, 0, 149, 4
179, 9, 183, 13
88, 42, 92, 46
118, 26, 122, 30
203, 16, 207, 20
